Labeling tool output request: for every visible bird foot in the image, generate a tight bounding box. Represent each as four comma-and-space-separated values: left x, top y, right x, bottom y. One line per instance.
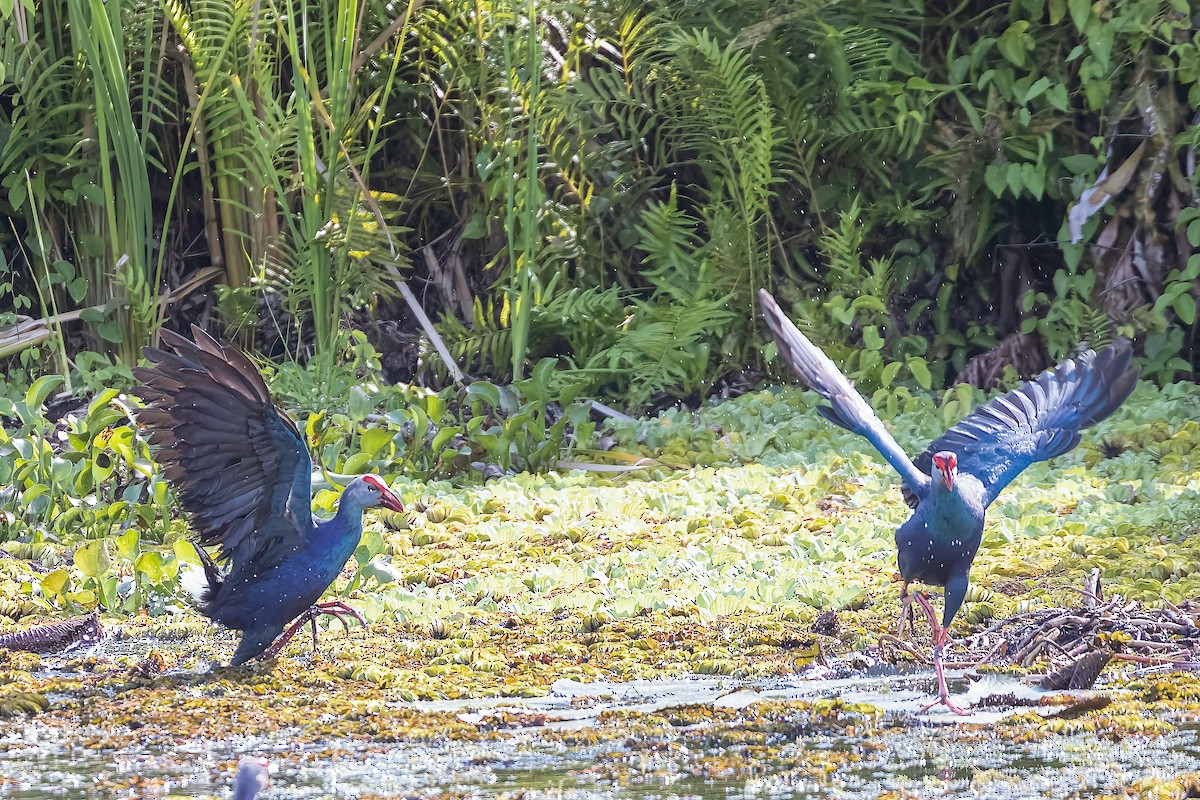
877, 633, 930, 664
918, 694, 969, 716
257, 601, 367, 662
314, 600, 367, 633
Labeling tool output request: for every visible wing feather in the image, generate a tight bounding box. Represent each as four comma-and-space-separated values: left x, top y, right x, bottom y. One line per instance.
133, 328, 313, 567
759, 290, 930, 499
908, 340, 1138, 507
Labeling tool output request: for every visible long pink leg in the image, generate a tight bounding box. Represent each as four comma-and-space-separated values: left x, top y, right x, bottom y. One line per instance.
911, 591, 968, 715
257, 601, 367, 662
896, 582, 915, 639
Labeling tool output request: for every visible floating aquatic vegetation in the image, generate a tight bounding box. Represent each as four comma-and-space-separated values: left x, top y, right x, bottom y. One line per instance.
1, 382, 1200, 792
0, 691, 49, 717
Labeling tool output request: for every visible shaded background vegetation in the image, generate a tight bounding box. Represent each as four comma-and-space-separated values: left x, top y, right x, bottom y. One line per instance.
2, 0, 1198, 407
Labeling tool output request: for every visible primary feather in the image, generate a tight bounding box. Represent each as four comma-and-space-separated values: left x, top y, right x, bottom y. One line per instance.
134, 326, 403, 665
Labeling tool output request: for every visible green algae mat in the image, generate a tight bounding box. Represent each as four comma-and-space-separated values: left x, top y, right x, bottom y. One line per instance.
5, 384, 1200, 797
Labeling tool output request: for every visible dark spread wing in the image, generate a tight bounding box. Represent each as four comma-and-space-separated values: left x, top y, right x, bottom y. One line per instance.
133, 325, 313, 566
759, 290, 931, 500
910, 340, 1139, 508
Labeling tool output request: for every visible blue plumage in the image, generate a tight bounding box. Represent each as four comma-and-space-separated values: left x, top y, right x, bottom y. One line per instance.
135, 326, 404, 665
760, 290, 1138, 712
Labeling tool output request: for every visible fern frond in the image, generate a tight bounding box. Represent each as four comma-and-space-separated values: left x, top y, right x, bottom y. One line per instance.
596, 295, 738, 407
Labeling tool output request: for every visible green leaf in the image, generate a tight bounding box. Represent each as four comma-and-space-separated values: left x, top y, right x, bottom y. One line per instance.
1174, 294, 1196, 326
907, 359, 932, 390
1087, 19, 1113, 69
1023, 76, 1051, 103
343, 452, 373, 474
360, 427, 394, 458
954, 90, 984, 134
134, 551, 177, 584
116, 529, 140, 562
74, 540, 110, 579
1006, 162, 1025, 197
431, 425, 461, 452
984, 164, 1008, 197
66, 277, 89, 303
997, 21, 1030, 67
461, 212, 488, 240
1046, 83, 1070, 111
87, 388, 121, 418
347, 386, 374, 422
25, 374, 64, 410
41, 569, 70, 597
880, 361, 902, 388
466, 381, 503, 409
1068, 0, 1091, 32
361, 557, 404, 585
1060, 154, 1099, 174
173, 539, 201, 565
1021, 162, 1045, 200
97, 320, 124, 343
8, 180, 26, 211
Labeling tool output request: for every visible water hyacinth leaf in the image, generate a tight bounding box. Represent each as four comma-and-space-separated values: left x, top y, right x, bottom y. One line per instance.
173, 539, 201, 565
343, 452, 373, 474
116, 528, 140, 562
347, 386, 374, 422
361, 557, 405, 586
466, 381, 503, 410
431, 426, 461, 453
90, 455, 115, 485
24, 375, 64, 411
51, 457, 73, 484
40, 569, 70, 598
355, 530, 385, 565
74, 540, 110, 578
87, 388, 121, 417
360, 428, 393, 458
21, 484, 50, 515
134, 552, 177, 584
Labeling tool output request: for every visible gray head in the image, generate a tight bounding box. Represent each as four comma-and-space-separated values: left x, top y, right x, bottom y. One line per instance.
931, 450, 958, 491
341, 474, 405, 512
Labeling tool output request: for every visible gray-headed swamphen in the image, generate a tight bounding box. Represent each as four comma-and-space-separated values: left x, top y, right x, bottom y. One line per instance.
759, 290, 1138, 713
134, 326, 405, 665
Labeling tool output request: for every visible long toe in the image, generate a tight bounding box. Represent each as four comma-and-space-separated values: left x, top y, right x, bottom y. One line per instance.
316, 601, 367, 629
918, 643, 970, 716
919, 695, 969, 715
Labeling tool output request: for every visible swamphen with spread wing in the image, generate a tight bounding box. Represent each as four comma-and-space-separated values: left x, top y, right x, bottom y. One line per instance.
759, 290, 1138, 713
133, 326, 404, 665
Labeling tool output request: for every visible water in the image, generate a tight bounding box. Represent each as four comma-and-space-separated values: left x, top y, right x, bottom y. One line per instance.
2, 669, 1197, 799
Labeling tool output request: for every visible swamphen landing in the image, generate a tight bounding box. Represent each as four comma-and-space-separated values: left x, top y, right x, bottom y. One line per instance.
759, 290, 1138, 713
133, 326, 405, 665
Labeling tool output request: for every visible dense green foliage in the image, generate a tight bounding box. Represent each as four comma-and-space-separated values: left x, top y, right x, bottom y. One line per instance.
2, 0, 1199, 403
5, 367, 1200, 640
3, 0, 1200, 622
